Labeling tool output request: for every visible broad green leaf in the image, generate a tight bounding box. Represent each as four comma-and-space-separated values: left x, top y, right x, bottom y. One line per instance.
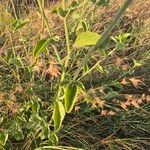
11, 58, 23, 68
11, 19, 29, 31
0, 131, 8, 146
52, 101, 65, 131
65, 83, 78, 113
33, 38, 50, 58
73, 31, 100, 48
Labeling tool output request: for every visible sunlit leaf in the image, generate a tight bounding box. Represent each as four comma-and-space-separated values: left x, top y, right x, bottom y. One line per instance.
65, 83, 78, 113
73, 31, 100, 48
133, 59, 142, 68
52, 101, 65, 131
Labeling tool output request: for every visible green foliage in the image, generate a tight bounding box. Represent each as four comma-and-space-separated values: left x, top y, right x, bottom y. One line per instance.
90, 0, 110, 6
57, 7, 68, 18
14, 130, 24, 141
52, 101, 65, 131
10, 57, 24, 68
2, 0, 149, 149
33, 38, 50, 58
11, 19, 29, 31
48, 133, 59, 146
111, 33, 131, 50
65, 83, 78, 113
0, 130, 8, 146
73, 31, 100, 48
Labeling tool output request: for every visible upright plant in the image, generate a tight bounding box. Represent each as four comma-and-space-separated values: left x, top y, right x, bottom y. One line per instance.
43, 0, 132, 148
0, 0, 133, 149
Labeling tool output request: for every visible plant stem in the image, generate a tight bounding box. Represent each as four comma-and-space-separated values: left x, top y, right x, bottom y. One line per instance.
73, 0, 132, 81
77, 48, 116, 81
56, 1, 71, 100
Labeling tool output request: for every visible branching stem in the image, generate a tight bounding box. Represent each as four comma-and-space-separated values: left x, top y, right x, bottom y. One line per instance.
73, 0, 132, 81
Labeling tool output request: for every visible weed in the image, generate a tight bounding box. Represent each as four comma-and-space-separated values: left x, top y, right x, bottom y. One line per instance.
0, 0, 150, 150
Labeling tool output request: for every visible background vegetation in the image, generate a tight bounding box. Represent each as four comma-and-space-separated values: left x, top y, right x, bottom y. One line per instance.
0, 0, 150, 149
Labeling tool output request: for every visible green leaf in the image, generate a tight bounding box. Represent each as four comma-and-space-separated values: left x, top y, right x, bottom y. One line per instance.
97, 0, 110, 6
57, 7, 67, 18
42, 125, 50, 139
90, 0, 110, 6
0, 130, 8, 146
65, 83, 78, 113
96, 64, 103, 73
11, 58, 23, 68
69, 1, 79, 13
33, 38, 50, 58
60, 79, 70, 87
31, 101, 40, 113
48, 133, 58, 146
11, 19, 29, 31
76, 81, 86, 92
73, 31, 100, 48
14, 130, 24, 141
52, 101, 65, 131
133, 59, 142, 68
69, 1, 78, 9
16, 116, 26, 125
104, 91, 118, 100
83, 63, 89, 74
24, 67, 32, 79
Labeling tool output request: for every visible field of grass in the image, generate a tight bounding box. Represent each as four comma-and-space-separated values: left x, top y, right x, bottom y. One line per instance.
0, 0, 150, 149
